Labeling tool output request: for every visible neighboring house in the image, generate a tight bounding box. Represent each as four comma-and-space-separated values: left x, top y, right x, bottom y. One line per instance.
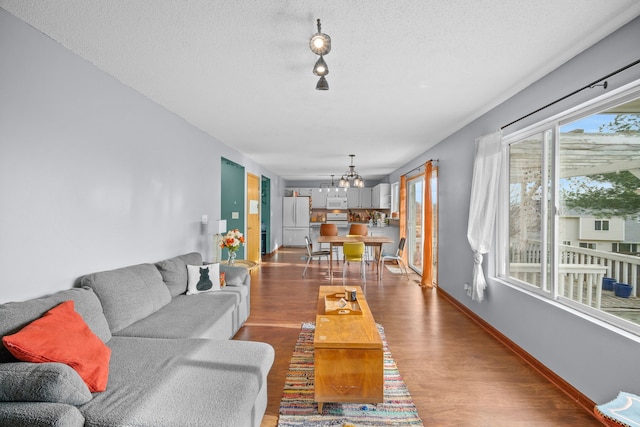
560, 213, 640, 255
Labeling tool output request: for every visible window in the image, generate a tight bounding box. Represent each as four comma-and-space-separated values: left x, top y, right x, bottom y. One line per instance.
613, 243, 639, 254
579, 242, 596, 249
500, 84, 640, 335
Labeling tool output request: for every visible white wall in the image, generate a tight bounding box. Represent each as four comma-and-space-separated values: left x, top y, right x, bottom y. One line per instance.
390, 17, 640, 403
0, 9, 283, 303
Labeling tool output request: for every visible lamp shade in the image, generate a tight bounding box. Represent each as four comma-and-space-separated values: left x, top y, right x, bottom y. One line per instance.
309, 19, 331, 55
213, 220, 227, 234
316, 76, 329, 90
313, 56, 329, 76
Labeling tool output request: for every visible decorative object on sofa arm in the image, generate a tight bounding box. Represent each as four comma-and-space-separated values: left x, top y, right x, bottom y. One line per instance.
220, 229, 245, 265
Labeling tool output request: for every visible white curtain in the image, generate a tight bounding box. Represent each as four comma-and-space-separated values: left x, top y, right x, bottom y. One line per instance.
465, 130, 503, 302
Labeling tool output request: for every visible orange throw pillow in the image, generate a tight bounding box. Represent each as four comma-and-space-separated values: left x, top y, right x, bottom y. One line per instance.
2, 300, 111, 392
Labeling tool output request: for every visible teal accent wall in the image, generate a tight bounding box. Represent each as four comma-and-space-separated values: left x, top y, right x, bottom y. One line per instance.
221, 158, 245, 259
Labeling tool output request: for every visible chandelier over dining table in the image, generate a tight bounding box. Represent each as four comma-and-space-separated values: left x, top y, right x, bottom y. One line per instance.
339, 154, 365, 188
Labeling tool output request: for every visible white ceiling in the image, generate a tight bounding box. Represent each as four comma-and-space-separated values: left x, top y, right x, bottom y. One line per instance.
2, 1, 640, 183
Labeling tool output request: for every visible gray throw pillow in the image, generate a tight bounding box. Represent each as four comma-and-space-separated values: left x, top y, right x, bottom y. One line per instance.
0, 362, 92, 405
155, 257, 188, 298
155, 253, 204, 297
81, 263, 171, 333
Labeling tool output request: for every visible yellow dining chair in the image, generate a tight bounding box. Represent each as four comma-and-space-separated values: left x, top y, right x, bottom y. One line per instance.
342, 242, 366, 284
348, 224, 371, 264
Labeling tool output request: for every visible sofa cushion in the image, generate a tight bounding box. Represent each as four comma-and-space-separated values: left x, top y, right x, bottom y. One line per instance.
0, 401, 85, 427
81, 263, 171, 333
219, 264, 250, 287
2, 301, 111, 392
0, 287, 111, 363
155, 252, 203, 297
114, 292, 238, 340
186, 263, 220, 295
0, 362, 92, 405
79, 336, 274, 427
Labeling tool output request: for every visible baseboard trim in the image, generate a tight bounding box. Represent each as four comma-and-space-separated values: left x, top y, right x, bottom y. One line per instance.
437, 287, 597, 419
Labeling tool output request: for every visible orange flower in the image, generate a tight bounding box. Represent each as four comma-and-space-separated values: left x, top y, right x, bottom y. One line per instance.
220, 229, 245, 252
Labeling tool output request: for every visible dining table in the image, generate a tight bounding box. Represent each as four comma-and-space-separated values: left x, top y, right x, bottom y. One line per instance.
317, 235, 394, 282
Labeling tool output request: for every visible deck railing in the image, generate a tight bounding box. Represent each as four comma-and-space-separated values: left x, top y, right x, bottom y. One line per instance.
510, 242, 640, 299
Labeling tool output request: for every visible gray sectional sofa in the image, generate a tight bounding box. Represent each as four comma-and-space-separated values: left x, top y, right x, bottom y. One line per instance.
0, 252, 274, 426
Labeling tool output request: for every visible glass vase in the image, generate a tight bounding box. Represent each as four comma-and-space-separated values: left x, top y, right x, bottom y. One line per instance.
228, 250, 237, 266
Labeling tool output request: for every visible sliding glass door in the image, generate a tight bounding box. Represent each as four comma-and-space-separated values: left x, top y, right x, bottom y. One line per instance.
407, 175, 424, 273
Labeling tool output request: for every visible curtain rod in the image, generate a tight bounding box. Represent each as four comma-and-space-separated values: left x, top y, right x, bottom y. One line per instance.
501, 58, 640, 130
402, 159, 439, 177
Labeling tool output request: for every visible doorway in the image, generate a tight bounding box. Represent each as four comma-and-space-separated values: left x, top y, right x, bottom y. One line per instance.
246, 173, 261, 263
221, 158, 245, 260
406, 166, 438, 284
407, 175, 423, 273
261, 176, 271, 256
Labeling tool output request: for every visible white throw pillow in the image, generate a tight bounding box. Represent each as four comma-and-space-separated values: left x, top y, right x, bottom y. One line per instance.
186, 263, 220, 295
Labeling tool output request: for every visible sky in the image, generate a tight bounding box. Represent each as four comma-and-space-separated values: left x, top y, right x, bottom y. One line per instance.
561, 114, 618, 133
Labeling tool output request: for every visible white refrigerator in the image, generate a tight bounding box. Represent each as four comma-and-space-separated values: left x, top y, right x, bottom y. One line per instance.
282, 197, 310, 247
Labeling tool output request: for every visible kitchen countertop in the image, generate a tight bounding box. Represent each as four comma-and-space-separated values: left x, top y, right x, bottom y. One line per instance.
310, 221, 397, 227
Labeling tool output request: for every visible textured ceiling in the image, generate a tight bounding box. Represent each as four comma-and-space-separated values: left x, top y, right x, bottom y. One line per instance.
2, 1, 640, 182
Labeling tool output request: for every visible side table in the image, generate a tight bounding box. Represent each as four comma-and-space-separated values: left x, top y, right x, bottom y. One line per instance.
219, 259, 259, 273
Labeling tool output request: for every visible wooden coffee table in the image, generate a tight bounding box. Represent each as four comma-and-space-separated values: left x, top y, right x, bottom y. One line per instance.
314, 286, 383, 413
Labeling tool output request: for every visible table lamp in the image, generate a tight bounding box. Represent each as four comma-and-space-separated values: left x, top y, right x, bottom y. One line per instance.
211, 220, 227, 263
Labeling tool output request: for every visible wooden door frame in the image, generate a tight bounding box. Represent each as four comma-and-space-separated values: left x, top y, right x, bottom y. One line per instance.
246, 173, 261, 263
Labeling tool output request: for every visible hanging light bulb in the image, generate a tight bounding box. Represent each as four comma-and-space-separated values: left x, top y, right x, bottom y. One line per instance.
313, 55, 329, 76
309, 19, 331, 56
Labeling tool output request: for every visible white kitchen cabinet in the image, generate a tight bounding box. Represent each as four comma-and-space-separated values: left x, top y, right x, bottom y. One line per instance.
312, 189, 327, 208
347, 187, 372, 208
347, 188, 360, 208
359, 188, 372, 208
372, 183, 391, 209
326, 188, 347, 198
286, 188, 313, 197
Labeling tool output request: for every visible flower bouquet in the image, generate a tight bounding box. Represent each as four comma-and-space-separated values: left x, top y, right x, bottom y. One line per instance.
220, 229, 245, 265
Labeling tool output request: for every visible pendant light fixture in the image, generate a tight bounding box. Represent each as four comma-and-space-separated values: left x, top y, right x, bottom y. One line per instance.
339, 155, 365, 188
318, 175, 341, 192
309, 19, 331, 55
310, 19, 331, 90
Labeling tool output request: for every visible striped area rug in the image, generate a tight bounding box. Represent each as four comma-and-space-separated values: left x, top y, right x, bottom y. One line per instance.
278, 322, 424, 426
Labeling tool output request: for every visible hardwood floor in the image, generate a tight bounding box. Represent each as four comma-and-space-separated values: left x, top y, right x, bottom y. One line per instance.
234, 247, 601, 426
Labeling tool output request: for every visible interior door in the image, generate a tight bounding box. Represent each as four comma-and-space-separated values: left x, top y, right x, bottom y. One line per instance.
221, 158, 245, 260
246, 173, 261, 263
